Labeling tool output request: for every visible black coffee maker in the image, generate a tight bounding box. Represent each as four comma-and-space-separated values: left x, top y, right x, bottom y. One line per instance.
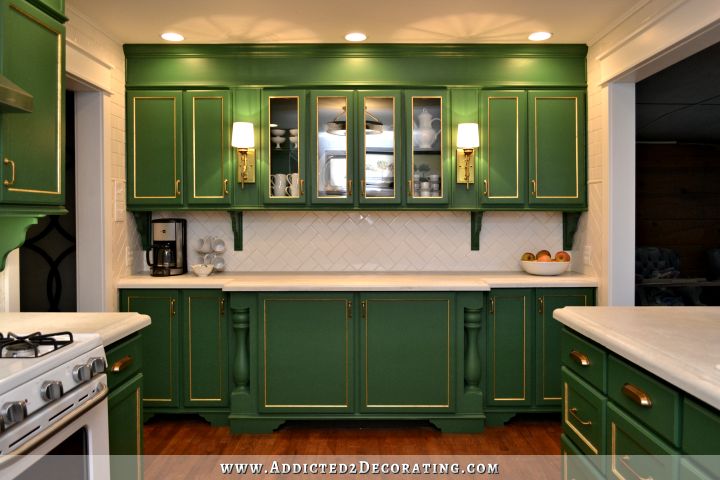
146, 219, 187, 276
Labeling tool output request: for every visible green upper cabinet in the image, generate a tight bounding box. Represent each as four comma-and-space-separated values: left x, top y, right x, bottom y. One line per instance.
480, 91, 527, 206
127, 91, 183, 207
528, 90, 586, 207
357, 91, 403, 205
0, 0, 64, 205
184, 91, 232, 206
406, 90, 449, 205
360, 293, 453, 412
183, 290, 228, 407
262, 90, 307, 205
310, 90, 355, 205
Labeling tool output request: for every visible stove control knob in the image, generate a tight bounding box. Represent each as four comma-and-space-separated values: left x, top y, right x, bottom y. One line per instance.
88, 357, 107, 375
1, 401, 27, 428
41, 380, 64, 401
73, 364, 92, 383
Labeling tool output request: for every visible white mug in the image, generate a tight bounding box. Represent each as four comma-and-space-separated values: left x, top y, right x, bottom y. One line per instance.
213, 256, 226, 272
202, 252, 216, 265
286, 173, 300, 197
211, 237, 226, 254
420, 181, 430, 191
271, 173, 287, 197
195, 236, 214, 254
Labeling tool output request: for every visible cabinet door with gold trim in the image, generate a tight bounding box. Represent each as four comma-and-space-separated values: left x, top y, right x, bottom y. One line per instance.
184, 91, 232, 206
528, 90, 586, 207
182, 290, 228, 407
127, 91, 184, 206
480, 90, 527, 206
0, 1, 64, 205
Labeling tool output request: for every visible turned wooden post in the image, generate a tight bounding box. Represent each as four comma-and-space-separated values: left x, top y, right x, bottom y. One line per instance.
464, 307, 482, 390
231, 307, 250, 392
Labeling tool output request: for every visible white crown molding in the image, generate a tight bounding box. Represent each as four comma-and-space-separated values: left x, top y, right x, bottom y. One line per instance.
587, 0, 652, 48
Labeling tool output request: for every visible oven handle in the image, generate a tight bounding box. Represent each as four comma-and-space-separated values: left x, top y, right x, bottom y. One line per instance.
0, 383, 108, 466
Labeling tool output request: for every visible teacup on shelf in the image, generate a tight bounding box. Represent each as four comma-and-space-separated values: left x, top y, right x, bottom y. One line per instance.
271, 128, 286, 136
272, 136, 285, 149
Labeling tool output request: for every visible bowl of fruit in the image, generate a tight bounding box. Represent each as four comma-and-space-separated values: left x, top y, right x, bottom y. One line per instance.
520, 250, 571, 276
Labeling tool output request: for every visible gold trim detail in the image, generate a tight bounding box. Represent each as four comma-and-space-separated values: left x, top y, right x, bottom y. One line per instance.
263, 298, 350, 408
533, 96, 580, 199
486, 96, 520, 199
192, 96, 226, 199
133, 96, 179, 199
128, 296, 174, 403
135, 386, 142, 478
564, 382, 599, 455
6, 5, 62, 195
362, 96, 397, 200
364, 298, 451, 408
268, 96, 301, 199
492, 295, 527, 401
410, 96, 443, 200
187, 296, 224, 402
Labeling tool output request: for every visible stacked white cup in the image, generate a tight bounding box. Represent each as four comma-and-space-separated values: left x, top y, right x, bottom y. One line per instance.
195, 236, 226, 273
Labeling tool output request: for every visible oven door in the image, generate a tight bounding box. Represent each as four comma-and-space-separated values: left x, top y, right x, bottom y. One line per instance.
0, 378, 110, 480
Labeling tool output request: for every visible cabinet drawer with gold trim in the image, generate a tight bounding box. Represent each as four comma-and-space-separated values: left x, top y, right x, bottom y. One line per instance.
608, 402, 678, 480
561, 328, 606, 393
106, 333, 143, 391
561, 434, 604, 480
562, 367, 606, 473
608, 355, 680, 447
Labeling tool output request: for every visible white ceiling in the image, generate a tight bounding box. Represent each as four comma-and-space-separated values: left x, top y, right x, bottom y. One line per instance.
67, 0, 630, 44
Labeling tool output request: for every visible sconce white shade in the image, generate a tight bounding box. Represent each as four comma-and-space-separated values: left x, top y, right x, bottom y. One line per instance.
457, 123, 479, 149
231, 122, 255, 148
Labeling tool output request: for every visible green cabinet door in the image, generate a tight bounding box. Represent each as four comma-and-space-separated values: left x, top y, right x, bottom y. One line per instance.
121, 289, 180, 408
0, 0, 64, 205
528, 90, 586, 207
486, 289, 533, 406
127, 91, 183, 206
109, 372, 143, 480
360, 293, 453, 412
480, 91, 527, 206
184, 91, 232, 206
183, 290, 228, 407
260, 293, 352, 412
535, 288, 594, 405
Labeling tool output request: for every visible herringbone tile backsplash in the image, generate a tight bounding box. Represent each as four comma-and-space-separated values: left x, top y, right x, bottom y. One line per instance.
150, 211, 564, 272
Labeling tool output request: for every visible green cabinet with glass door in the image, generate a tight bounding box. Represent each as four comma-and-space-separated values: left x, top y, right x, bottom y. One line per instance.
0, 0, 64, 205
485, 287, 594, 423
120, 289, 230, 423
127, 90, 233, 207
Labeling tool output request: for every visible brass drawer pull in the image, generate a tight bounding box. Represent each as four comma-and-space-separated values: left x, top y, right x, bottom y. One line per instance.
568, 407, 592, 426
223, 179, 230, 195
348, 179, 353, 196
219, 297, 225, 316
569, 350, 590, 366
3, 158, 16, 187
490, 297, 496, 314
170, 298, 176, 317
111, 355, 134, 373
361, 179, 366, 197
538, 297, 544, 314
622, 383, 653, 408
175, 179, 181, 197
300, 178, 305, 196
530, 179, 537, 196
483, 179, 488, 196
619, 455, 654, 480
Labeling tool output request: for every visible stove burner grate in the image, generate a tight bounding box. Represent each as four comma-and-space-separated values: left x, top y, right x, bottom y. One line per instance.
0, 331, 74, 358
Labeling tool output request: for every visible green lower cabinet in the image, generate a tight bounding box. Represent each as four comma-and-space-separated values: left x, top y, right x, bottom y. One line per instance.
681, 398, 720, 477
109, 372, 143, 480
360, 293, 453, 412
260, 293, 352, 412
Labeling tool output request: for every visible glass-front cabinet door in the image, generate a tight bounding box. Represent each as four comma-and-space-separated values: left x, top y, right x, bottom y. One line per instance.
405, 91, 449, 204
263, 91, 306, 204
357, 91, 402, 205
310, 91, 354, 204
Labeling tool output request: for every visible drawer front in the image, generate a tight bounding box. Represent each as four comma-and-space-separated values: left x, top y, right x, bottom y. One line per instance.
562, 367, 606, 473
608, 355, 680, 446
561, 328, 607, 393
608, 402, 679, 480
106, 333, 143, 391
561, 434, 604, 480
682, 398, 720, 475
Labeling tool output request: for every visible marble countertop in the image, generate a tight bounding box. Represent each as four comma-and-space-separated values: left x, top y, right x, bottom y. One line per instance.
554, 306, 720, 410
0, 312, 151, 346
117, 271, 598, 291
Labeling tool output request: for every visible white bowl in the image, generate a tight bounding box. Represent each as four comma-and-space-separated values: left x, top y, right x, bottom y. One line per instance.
289, 128, 298, 135
521, 260, 570, 276
190, 264, 214, 277
271, 128, 286, 136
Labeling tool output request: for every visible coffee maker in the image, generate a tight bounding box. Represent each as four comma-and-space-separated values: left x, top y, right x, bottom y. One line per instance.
146, 219, 187, 276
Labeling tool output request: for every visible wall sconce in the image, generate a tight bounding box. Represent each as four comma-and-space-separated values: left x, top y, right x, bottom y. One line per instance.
232, 122, 255, 189
456, 123, 479, 190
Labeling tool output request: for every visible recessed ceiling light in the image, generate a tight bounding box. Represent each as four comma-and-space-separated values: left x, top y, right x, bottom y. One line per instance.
528, 31, 552, 41
345, 32, 367, 42
161, 32, 185, 42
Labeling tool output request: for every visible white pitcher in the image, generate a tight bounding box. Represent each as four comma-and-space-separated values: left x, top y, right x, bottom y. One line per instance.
413, 107, 441, 149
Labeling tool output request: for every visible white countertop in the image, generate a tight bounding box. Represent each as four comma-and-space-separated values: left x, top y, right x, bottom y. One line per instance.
117, 271, 597, 291
554, 306, 720, 410
0, 312, 151, 346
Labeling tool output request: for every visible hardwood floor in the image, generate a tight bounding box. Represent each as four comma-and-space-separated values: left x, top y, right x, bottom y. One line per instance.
144, 414, 561, 455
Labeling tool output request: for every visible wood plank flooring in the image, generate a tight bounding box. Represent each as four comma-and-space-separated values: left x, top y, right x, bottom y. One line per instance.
144, 414, 561, 455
